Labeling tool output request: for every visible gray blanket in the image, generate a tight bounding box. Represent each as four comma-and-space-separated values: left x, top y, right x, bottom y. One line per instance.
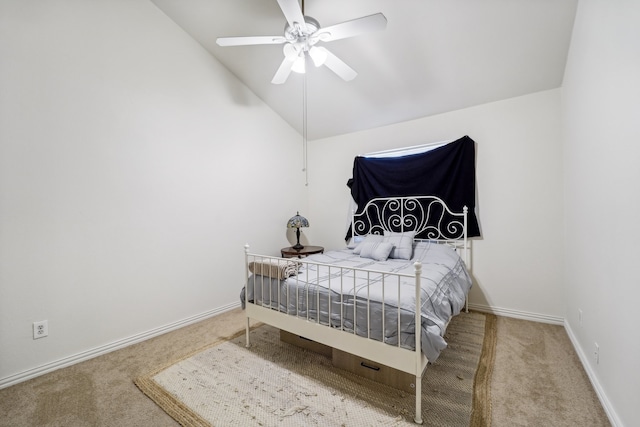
244, 241, 472, 361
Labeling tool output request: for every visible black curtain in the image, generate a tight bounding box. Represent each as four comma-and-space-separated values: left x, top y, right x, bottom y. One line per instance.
346, 135, 481, 240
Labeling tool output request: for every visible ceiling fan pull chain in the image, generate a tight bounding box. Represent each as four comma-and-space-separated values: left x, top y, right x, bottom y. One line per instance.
303, 66, 308, 186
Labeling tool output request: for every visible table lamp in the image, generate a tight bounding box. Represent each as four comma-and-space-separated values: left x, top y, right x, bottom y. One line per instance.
287, 212, 309, 250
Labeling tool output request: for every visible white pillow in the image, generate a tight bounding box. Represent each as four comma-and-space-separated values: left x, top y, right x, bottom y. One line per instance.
358, 241, 395, 261
383, 231, 416, 260
353, 234, 385, 254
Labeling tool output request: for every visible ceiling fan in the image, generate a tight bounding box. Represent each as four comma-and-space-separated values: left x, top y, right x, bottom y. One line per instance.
216, 0, 387, 84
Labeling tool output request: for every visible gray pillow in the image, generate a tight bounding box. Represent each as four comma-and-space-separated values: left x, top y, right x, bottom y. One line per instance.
353, 234, 385, 255
346, 235, 366, 249
383, 231, 416, 260
358, 241, 395, 261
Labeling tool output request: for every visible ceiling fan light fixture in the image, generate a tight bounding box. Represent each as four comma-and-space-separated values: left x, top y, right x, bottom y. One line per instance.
292, 55, 306, 73
309, 46, 327, 67
216, 0, 387, 84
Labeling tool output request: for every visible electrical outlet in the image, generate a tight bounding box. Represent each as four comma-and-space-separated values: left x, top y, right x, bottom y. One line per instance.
578, 309, 583, 326
594, 342, 599, 364
33, 320, 48, 339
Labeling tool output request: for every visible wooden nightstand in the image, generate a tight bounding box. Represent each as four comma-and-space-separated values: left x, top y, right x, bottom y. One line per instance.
281, 245, 324, 258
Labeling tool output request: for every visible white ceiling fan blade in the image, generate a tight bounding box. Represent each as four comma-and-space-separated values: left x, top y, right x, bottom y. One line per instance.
317, 47, 357, 81
316, 13, 387, 42
216, 36, 287, 47
272, 56, 296, 84
277, 0, 308, 33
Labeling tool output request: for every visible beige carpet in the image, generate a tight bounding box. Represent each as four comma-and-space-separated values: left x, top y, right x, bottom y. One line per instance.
136, 311, 496, 427
489, 316, 611, 427
0, 308, 610, 426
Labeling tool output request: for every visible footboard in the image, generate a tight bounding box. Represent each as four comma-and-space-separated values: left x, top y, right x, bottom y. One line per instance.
244, 249, 427, 369
244, 248, 429, 424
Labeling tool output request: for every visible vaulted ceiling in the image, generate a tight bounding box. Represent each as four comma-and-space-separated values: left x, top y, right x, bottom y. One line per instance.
150, 0, 578, 140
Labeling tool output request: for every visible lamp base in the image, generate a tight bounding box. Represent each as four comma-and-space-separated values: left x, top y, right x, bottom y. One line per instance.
293, 227, 304, 250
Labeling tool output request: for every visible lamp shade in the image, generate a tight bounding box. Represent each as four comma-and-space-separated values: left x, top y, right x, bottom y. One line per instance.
309, 46, 328, 67
287, 212, 309, 229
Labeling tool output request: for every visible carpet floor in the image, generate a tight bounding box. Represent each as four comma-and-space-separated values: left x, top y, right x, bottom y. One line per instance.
489, 316, 610, 427
135, 311, 495, 426
0, 308, 611, 426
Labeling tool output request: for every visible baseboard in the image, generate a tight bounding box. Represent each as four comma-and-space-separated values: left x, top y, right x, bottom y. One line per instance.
468, 303, 564, 325
564, 322, 622, 427
0, 302, 241, 390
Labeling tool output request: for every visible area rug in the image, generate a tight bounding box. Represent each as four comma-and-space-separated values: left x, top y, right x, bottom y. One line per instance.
136, 311, 496, 427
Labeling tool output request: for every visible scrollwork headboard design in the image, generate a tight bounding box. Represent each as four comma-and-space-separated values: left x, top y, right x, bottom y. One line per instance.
351, 196, 468, 243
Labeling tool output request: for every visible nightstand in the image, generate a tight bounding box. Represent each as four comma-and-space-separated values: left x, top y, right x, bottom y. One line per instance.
281, 245, 324, 258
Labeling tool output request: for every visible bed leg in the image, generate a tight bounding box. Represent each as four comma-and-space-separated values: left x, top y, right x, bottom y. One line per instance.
414, 373, 423, 424
245, 317, 251, 348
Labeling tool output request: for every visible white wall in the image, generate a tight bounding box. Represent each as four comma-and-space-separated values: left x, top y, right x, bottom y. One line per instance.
307, 89, 565, 322
562, 1, 640, 425
0, 0, 306, 385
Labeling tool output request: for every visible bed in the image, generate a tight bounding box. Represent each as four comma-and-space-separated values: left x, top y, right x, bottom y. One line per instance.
243, 196, 472, 424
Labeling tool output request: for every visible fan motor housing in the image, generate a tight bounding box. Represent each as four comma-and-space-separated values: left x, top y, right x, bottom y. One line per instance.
284, 16, 320, 41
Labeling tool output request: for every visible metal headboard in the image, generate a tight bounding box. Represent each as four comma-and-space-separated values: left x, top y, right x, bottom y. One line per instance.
351, 195, 468, 262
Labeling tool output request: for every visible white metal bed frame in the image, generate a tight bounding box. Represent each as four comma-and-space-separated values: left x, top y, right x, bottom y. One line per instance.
244, 196, 468, 424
